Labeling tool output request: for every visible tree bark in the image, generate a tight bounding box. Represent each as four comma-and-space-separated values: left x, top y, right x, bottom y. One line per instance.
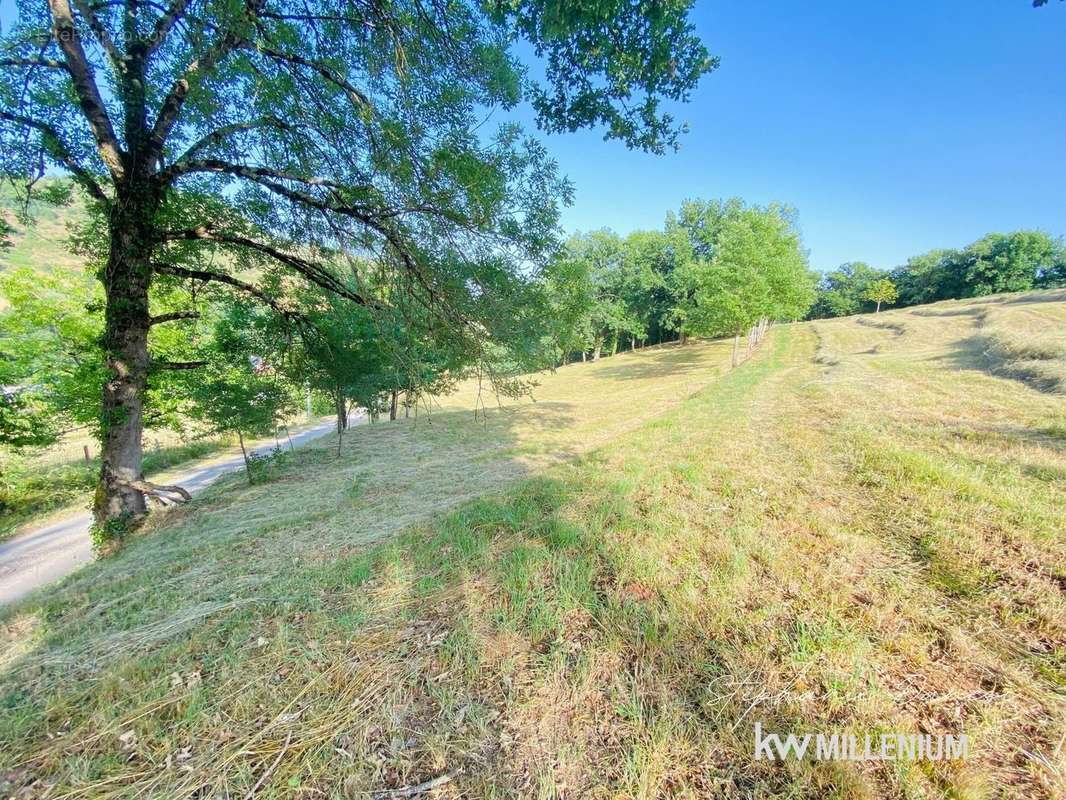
876, 300, 882, 313
389, 389, 398, 421
93, 185, 158, 528
731, 328, 741, 367
237, 429, 252, 483
335, 387, 348, 432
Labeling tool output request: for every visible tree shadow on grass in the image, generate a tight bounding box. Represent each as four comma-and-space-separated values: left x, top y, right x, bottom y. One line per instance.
937, 334, 1065, 396
0, 402, 575, 677
590, 342, 721, 382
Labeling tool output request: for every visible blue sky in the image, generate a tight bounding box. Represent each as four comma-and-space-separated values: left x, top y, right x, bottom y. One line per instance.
517, 1, 1066, 273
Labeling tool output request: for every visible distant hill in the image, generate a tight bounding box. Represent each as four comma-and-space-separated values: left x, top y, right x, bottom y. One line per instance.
0, 181, 92, 309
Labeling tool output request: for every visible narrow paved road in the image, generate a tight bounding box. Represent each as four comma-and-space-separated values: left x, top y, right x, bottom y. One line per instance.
0, 420, 341, 606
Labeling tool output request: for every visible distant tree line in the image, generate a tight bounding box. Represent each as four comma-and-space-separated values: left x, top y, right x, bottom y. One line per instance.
808, 231, 1066, 318
542, 198, 818, 367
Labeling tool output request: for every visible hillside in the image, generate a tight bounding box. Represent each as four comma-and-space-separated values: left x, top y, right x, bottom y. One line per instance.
0, 186, 89, 308
2, 290, 1065, 798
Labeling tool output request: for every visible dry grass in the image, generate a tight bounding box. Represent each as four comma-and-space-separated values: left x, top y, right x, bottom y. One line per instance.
2, 293, 1065, 799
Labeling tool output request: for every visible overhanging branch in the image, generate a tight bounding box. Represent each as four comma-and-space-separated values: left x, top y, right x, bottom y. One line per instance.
153, 262, 292, 317
0, 110, 109, 203
153, 359, 207, 370
162, 226, 377, 307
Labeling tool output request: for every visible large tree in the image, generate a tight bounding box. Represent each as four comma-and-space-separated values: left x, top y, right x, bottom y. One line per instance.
0, 0, 713, 529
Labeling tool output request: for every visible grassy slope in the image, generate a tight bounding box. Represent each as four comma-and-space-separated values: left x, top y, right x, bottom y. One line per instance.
0, 186, 89, 311
1, 292, 1065, 799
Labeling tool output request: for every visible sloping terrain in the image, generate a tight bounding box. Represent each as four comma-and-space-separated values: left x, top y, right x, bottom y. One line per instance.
2, 291, 1065, 799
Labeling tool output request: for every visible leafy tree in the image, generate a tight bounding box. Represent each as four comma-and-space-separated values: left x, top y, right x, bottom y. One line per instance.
888, 249, 965, 307
0, 264, 104, 429
863, 278, 898, 312
553, 231, 640, 361
187, 305, 296, 482
618, 229, 686, 348
541, 249, 597, 365
885, 232, 1066, 307
808, 262, 888, 318
667, 200, 812, 361
1, 0, 713, 529
962, 232, 1061, 296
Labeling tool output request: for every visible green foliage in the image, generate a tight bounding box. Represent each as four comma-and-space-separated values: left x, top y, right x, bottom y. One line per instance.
0, 264, 103, 431
962, 231, 1063, 296
863, 278, 898, 310
808, 262, 888, 318
812, 231, 1066, 318
541, 199, 814, 362
667, 200, 814, 338
0, 391, 57, 452
187, 304, 297, 482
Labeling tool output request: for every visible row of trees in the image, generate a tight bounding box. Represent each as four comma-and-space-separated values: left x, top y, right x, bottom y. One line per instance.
542, 199, 817, 367
1, 190, 818, 531
0, 0, 714, 532
809, 231, 1066, 318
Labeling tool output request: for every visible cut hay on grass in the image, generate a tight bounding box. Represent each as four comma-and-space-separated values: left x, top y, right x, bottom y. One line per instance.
2, 292, 1066, 799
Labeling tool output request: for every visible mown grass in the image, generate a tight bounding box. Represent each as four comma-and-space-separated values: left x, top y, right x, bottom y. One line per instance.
1, 292, 1065, 799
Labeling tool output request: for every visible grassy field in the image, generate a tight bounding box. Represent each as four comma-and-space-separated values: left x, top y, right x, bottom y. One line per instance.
1, 290, 1065, 798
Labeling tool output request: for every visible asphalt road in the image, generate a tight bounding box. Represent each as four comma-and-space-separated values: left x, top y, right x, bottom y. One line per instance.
0, 420, 338, 606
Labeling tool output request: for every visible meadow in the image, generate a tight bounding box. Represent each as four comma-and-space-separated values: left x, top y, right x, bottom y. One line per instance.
1, 290, 1064, 799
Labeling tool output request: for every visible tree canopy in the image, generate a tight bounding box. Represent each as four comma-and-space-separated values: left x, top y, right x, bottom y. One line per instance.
0, 0, 714, 530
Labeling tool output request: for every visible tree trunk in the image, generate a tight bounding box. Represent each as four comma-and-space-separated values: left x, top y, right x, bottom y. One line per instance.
679, 331, 687, 346
732, 329, 741, 367
237, 429, 252, 483
876, 300, 882, 313
610, 335, 618, 357
389, 390, 398, 421
335, 387, 348, 433
581, 351, 586, 362
630, 337, 636, 351
93, 187, 158, 528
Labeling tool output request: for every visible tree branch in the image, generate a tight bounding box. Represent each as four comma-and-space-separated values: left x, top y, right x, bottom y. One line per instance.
153, 262, 292, 317
47, 0, 126, 179
242, 42, 371, 111
0, 110, 110, 203
144, 0, 192, 57
162, 116, 293, 172
0, 57, 71, 71
148, 309, 200, 325
147, 0, 264, 165
71, 0, 124, 70
157, 157, 343, 188
153, 359, 206, 369
162, 226, 377, 307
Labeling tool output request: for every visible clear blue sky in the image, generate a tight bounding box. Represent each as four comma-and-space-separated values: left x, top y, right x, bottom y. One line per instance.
517, 0, 1066, 273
